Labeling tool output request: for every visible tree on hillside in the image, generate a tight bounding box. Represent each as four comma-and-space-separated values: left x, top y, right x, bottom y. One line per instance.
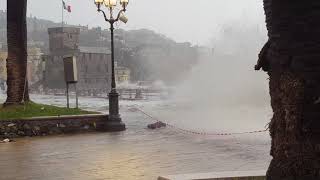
256, 1, 320, 179
5, 0, 29, 105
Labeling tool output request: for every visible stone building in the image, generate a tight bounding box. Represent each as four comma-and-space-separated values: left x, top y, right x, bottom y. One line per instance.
0, 50, 7, 91
27, 47, 43, 85
115, 62, 131, 84
0, 51, 7, 80
0, 47, 44, 91
44, 27, 112, 95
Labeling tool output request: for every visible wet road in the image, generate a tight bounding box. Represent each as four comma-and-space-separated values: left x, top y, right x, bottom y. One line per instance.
0, 95, 271, 180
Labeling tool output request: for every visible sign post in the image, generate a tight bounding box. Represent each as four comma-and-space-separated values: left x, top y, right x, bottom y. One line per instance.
63, 55, 78, 108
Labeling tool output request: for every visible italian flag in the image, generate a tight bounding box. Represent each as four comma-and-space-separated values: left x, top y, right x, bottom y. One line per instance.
63, 1, 71, 13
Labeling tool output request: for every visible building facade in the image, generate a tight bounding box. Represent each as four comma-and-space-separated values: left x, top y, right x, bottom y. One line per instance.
0, 46, 45, 92
44, 27, 112, 95
27, 47, 43, 85
0, 51, 7, 91
115, 62, 130, 84
0, 51, 7, 81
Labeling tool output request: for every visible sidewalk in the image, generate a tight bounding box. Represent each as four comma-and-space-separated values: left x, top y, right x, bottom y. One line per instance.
158, 170, 266, 180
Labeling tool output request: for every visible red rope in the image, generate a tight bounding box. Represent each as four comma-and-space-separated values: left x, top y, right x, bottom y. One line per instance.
131, 105, 268, 136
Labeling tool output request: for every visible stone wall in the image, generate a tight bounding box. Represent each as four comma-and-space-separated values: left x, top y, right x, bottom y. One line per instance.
44, 52, 112, 93
0, 114, 109, 138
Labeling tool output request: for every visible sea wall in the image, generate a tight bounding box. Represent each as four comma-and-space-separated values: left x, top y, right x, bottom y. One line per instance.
0, 114, 109, 138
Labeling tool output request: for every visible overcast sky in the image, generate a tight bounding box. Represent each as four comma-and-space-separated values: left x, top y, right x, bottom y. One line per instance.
0, 0, 265, 45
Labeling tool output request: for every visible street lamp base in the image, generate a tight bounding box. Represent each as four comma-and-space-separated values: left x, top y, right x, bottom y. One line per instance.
104, 116, 126, 132
106, 90, 125, 132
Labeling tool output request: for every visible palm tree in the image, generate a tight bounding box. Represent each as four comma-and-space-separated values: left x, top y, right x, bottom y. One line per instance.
256, 1, 320, 179
5, 0, 29, 105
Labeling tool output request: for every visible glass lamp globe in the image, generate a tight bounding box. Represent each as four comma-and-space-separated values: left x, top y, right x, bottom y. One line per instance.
105, 0, 117, 7
94, 0, 104, 5
120, 0, 129, 5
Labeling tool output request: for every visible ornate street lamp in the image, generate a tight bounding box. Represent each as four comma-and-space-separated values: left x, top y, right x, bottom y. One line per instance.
94, 0, 129, 131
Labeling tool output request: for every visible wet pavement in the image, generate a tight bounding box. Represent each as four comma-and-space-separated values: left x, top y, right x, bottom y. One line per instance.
0, 95, 271, 180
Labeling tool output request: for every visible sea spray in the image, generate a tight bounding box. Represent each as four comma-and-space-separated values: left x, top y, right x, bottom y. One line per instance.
152, 21, 272, 134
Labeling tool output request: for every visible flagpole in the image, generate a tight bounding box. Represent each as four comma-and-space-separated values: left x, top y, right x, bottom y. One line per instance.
61, 0, 64, 27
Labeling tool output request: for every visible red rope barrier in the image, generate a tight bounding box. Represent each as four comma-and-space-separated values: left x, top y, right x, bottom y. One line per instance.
130, 105, 268, 136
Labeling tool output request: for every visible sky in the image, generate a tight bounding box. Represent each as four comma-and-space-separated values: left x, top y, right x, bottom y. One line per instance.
0, 0, 265, 45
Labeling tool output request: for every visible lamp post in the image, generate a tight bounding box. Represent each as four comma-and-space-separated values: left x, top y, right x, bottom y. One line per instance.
94, 0, 129, 131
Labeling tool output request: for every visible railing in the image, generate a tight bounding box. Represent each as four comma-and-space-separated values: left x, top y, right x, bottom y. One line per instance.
29, 87, 170, 101
118, 88, 169, 100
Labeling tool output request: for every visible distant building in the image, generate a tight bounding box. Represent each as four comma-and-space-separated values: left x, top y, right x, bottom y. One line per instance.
77, 25, 89, 32
44, 27, 112, 94
27, 47, 43, 85
0, 47, 44, 87
0, 51, 7, 81
0, 42, 7, 51
115, 62, 130, 84
0, 51, 7, 91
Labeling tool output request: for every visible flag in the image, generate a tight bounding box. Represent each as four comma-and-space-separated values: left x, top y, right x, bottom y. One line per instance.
62, 1, 71, 13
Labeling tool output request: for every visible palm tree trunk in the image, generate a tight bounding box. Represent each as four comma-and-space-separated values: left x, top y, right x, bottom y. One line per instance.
256, 1, 320, 179
5, 0, 29, 105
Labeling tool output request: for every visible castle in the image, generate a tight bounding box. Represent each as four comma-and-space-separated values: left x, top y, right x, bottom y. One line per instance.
44, 27, 112, 95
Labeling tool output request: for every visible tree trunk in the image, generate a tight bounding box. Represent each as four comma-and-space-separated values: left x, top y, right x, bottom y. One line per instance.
256, 1, 320, 179
5, 0, 29, 105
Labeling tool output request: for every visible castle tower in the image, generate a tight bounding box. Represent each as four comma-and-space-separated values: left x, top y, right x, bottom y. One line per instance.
48, 27, 80, 56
